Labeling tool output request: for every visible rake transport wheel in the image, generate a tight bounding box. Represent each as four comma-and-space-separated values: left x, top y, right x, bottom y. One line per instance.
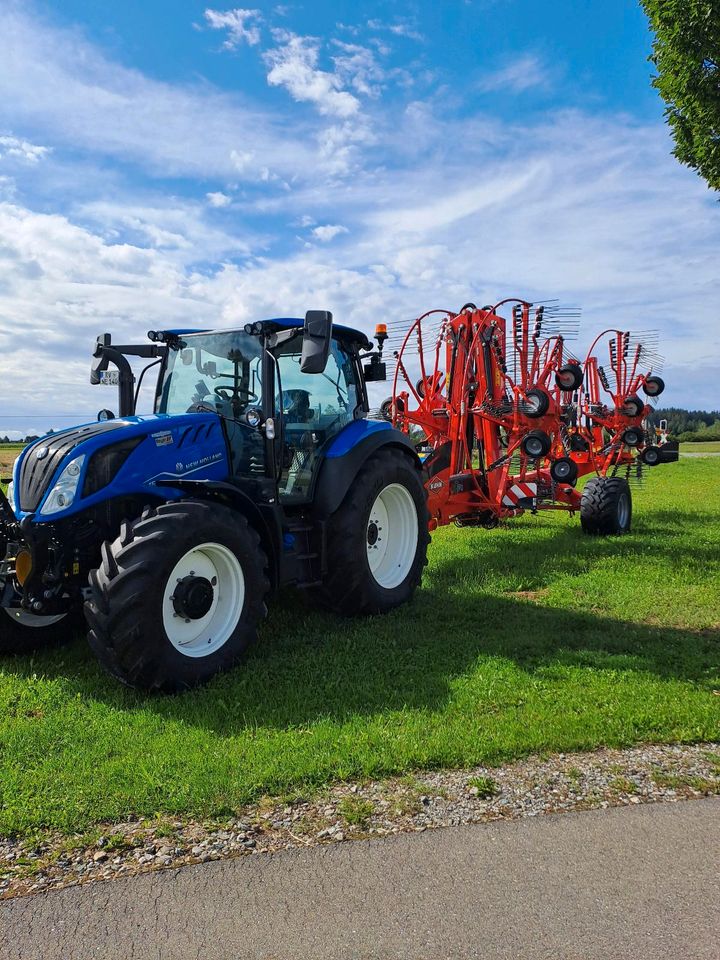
0, 603, 82, 656
311, 449, 430, 616
580, 477, 632, 536
85, 501, 269, 692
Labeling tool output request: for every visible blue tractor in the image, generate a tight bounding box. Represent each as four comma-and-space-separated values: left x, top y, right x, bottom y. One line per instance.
0, 313, 430, 690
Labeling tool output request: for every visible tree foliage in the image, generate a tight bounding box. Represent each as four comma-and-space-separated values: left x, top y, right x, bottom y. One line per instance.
647, 406, 720, 438
641, 0, 720, 189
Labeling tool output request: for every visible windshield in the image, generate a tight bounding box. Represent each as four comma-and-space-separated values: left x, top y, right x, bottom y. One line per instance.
157, 332, 263, 417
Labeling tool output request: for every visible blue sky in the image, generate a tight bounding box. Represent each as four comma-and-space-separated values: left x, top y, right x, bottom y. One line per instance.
0, 0, 718, 437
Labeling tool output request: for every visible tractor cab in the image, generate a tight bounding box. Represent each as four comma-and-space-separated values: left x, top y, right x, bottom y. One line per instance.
152, 317, 372, 503
89, 312, 388, 510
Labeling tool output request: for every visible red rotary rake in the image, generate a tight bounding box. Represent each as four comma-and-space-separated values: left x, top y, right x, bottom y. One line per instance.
379, 299, 677, 535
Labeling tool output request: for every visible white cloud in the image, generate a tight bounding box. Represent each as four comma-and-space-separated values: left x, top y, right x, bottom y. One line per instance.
204, 7, 262, 48
0, 135, 50, 164
367, 18, 424, 42
206, 191, 232, 207
477, 54, 551, 93
369, 164, 543, 234
312, 224, 349, 242
0, 6, 316, 181
264, 32, 360, 118
332, 41, 386, 98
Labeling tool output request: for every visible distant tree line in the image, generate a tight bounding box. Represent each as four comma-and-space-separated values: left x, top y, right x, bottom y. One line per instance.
647, 407, 720, 441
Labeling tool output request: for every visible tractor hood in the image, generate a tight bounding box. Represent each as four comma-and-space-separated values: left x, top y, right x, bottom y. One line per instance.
11, 414, 229, 521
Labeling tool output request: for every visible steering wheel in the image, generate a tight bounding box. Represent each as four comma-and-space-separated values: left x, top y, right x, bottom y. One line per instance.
214, 385, 258, 404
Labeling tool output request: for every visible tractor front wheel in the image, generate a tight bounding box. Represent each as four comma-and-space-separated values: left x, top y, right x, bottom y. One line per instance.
85, 501, 269, 692
312, 449, 430, 615
580, 477, 632, 536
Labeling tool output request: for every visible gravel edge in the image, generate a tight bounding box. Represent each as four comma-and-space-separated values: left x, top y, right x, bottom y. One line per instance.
2, 741, 718, 900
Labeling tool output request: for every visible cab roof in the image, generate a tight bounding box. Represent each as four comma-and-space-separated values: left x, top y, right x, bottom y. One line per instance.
163, 318, 372, 350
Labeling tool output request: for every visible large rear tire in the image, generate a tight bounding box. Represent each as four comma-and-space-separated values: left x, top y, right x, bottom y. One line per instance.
85, 501, 269, 692
580, 477, 632, 535
0, 605, 81, 656
312, 449, 430, 615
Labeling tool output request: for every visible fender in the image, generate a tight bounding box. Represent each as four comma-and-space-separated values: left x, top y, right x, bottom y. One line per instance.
156, 479, 283, 589
312, 423, 421, 518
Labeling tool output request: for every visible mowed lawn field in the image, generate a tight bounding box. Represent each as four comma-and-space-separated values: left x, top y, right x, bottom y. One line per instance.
680, 441, 720, 453
0, 445, 24, 477
0, 456, 718, 838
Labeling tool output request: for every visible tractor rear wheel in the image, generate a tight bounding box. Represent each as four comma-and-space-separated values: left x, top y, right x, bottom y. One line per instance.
312, 449, 430, 615
85, 501, 269, 692
580, 477, 632, 535
0, 604, 81, 655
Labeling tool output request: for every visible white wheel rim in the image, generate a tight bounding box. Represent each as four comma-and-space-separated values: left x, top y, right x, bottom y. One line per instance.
3, 608, 66, 629
162, 542, 245, 658
366, 483, 419, 589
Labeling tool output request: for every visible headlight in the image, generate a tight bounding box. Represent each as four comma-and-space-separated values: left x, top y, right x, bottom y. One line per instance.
39, 455, 86, 516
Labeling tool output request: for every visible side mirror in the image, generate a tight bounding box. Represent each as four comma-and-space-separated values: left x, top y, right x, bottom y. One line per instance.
363, 356, 387, 382
97, 409, 115, 422
300, 310, 332, 374
90, 333, 112, 385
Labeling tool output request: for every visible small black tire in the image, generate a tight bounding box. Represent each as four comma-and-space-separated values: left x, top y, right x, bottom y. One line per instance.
555, 363, 584, 391
621, 395, 645, 417
641, 445, 661, 466
622, 427, 643, 447
642, 375, 665, 397
580, 477, 632, 535
380, 398, 394, 421
0, 605, 82, 656
524, 388, 550, 418
85, 501, 269, 692
521, 429, 552, 459
550, 457, 578, 484
311, 448, 430, 616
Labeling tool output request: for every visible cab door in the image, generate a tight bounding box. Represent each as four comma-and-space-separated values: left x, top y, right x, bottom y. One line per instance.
275, 338, 358, 503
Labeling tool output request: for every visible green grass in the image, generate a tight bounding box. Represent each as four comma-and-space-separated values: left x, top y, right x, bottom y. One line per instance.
467, 775, 499, 798
0, 458, 719, 837
337, 796, 375, 826
680, 441, 720, 454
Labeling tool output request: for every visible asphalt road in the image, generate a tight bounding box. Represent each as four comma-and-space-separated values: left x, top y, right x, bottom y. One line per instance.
2, 798, 718, 960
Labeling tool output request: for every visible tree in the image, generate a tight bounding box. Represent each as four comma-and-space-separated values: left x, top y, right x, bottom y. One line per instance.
641, 0, 720, 189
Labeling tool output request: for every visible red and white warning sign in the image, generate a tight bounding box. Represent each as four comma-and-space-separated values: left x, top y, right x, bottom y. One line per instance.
502, 482, 537, 507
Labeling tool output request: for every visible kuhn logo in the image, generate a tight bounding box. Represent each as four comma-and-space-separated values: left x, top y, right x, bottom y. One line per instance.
428, 478, 444, 491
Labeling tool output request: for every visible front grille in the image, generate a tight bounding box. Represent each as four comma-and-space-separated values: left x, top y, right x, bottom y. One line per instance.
18, 422, 126, 512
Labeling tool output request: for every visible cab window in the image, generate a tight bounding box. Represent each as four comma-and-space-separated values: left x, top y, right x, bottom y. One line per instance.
276, 339, 356, 502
